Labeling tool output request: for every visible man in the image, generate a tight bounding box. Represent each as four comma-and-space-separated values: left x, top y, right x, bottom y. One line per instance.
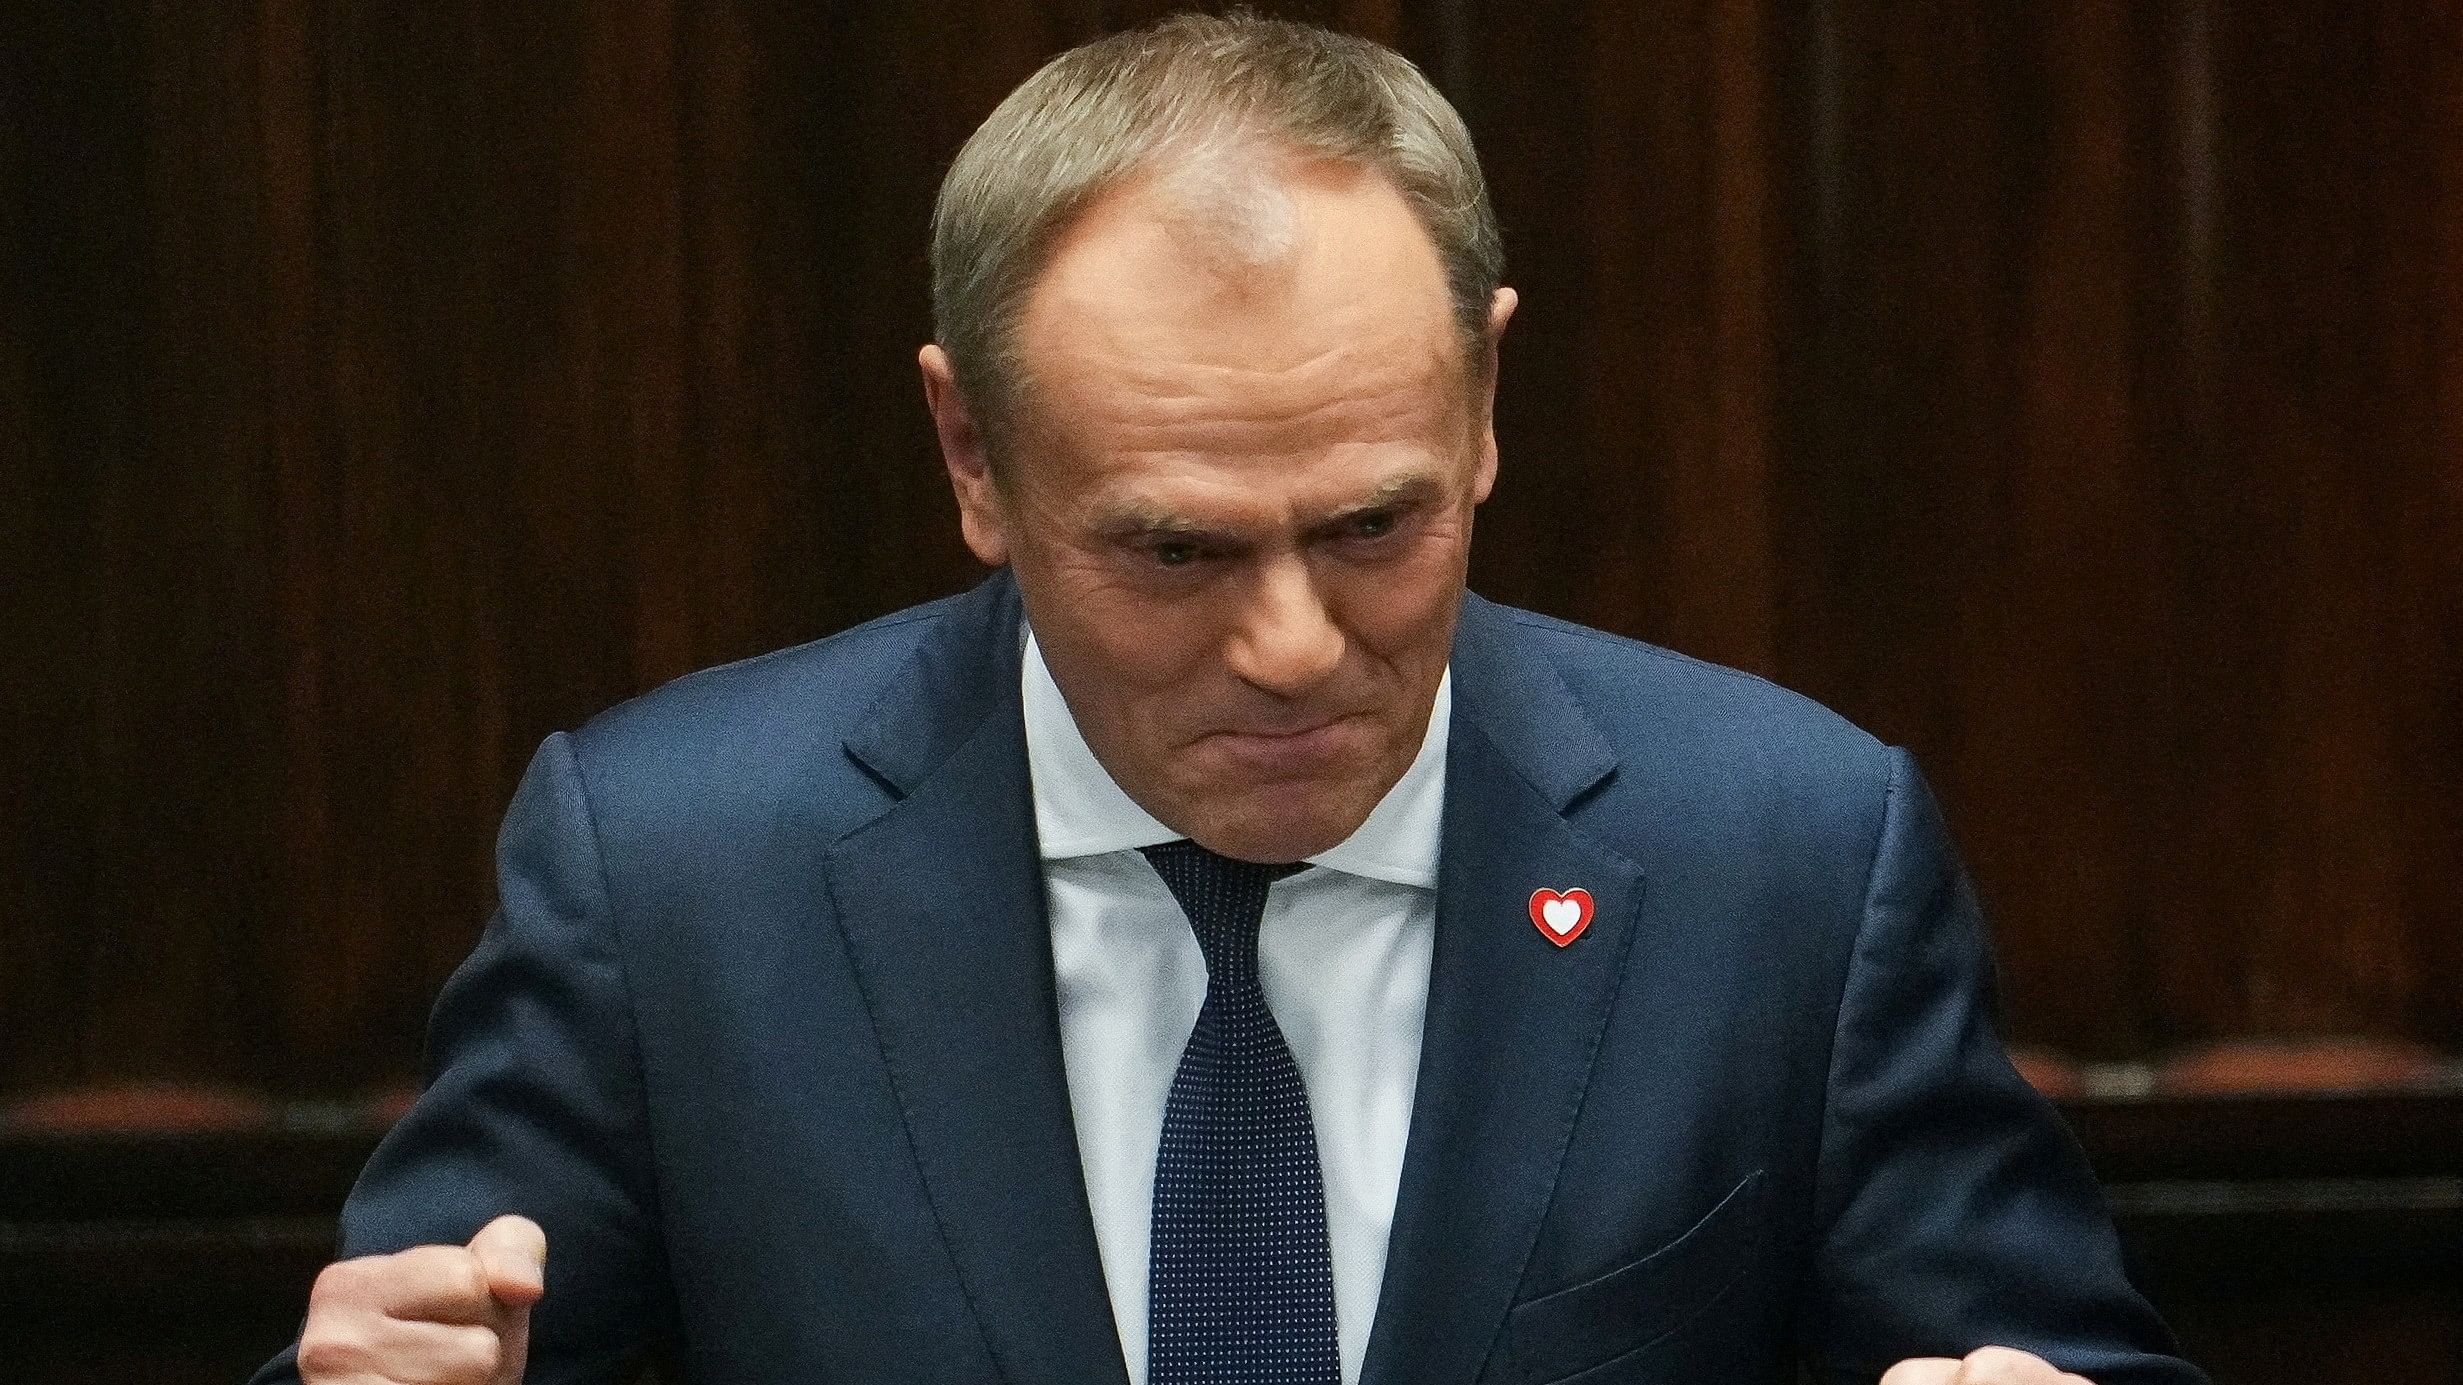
260, 14, 2203, 1385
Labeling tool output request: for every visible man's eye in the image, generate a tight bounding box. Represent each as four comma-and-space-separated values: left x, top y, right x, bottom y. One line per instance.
1348, 511, 1397, 539
1152, 541, 1200, 567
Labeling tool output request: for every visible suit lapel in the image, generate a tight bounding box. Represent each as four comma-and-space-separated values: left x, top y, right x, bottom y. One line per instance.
825, 573, 1131, 1385
1360, 596, 1646, 1385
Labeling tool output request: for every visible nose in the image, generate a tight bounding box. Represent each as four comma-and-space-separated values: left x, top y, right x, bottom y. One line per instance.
1226, 554, 1346, 697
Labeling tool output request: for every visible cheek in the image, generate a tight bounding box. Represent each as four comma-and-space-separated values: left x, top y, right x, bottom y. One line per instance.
1101, 624, 1219, 727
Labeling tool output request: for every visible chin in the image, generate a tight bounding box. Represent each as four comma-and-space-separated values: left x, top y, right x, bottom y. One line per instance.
1178, 789, 1373, 865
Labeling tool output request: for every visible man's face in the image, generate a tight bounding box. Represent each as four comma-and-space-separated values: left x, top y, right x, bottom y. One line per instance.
924, 153, 1514, 863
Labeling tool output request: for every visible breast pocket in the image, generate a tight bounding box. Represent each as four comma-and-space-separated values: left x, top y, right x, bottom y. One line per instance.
1503, 1169, 1767, 1384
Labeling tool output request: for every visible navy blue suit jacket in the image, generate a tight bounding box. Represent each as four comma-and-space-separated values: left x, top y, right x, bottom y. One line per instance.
254, 572, 2201, 1385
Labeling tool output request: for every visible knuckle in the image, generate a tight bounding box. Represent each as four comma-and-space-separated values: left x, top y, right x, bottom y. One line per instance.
453, 1250, 493, 1304
294, 1324, 366, 1380
309, 1255, 382, 1307
448, 1324, 506, 1381
1960, 1345, 2044, 1382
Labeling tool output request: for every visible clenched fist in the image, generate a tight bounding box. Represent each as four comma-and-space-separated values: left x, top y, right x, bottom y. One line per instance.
297, 1214, 547, 1385
1882, 1346, 2094, 1385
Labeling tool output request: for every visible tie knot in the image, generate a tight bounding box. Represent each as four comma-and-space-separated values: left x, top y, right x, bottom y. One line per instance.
1139, 841, 1304, 976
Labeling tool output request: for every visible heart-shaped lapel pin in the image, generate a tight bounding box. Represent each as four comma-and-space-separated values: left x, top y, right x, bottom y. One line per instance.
1528, 887, 1594, 947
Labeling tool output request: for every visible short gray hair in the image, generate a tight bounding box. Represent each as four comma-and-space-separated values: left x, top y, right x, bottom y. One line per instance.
929, 11, 1504, 468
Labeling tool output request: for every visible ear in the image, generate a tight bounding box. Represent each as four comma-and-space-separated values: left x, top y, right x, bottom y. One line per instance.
1470, 286, 1517, 505
920, 344, 1011, 567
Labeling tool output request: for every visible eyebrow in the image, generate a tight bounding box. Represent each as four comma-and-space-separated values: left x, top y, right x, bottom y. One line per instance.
1317, 475, 1442, 525
1094, 472, 1445, 540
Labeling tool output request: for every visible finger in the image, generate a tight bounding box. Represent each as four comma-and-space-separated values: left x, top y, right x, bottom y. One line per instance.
466, 1216, 543, 1385
1878, 1360, 1962, 1385
1958, 1345, 2068, 1383
494, 1294, 532, 1385
320, 1244, 498, 1325
467, 1214, 549, 1307
298, 1314, 505, 1385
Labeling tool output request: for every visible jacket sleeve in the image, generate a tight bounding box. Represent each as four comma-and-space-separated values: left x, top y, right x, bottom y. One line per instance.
1801, 747, 2205, 1385
250, 732, 673, 1385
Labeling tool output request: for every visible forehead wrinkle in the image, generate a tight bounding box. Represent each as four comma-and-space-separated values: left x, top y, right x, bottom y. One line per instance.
1059, 289, 1446, 384
1059, 331, 1457, 451
1109, 395, 1416, 457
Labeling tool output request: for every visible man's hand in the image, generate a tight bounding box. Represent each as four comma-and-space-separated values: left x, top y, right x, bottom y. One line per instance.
296, 1214, 547, 1385
1882, 1346, 2093, 1384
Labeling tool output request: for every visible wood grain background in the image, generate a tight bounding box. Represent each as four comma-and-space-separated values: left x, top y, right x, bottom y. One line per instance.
4, 2, 2460, 1381
5, 0, 2457, 1095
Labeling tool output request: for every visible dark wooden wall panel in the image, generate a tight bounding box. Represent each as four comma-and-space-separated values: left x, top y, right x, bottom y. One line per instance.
6, 0, 2458, 1084
5, 0, 2459, 1096
2144, 0, 2463, 1050
5, 2, 296, 1094
7, 3, 2462, 1382
1716, 0, 2453, 1060
1463, 0, 1782, 672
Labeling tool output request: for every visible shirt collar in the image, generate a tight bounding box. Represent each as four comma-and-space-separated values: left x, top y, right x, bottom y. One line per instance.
1022, 627, 1448, 889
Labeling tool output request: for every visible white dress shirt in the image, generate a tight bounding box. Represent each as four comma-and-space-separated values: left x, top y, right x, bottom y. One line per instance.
1024, 630, 1446, 1385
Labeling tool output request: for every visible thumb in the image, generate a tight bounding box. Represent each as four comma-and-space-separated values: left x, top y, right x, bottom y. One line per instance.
1879, 1361, 1963, 1385
466, 1214, 548, 1308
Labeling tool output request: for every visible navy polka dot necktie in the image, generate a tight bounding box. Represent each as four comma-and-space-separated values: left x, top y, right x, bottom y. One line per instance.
1139, 841, 1341, 1385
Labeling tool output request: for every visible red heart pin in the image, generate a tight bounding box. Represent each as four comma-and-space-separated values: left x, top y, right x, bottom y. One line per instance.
1528, 887, 1593, 947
